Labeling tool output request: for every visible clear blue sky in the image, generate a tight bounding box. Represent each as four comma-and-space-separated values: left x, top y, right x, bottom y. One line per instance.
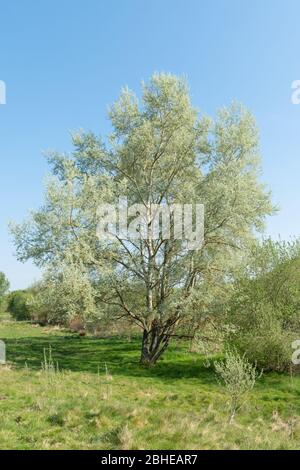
0, 0, 299, 290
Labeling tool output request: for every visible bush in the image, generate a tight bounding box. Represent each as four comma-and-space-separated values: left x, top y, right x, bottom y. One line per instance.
7, 290, 31, 321
231, 308, 296, 372
68, 316, 85, 334
227, 239, 300, 372
0, 272, 9, 297
0, 272, 9, 312
215, 349, 261, 423
28, 265, 98, 326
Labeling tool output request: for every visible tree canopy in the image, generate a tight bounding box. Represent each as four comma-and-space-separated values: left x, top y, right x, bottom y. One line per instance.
11, 73, 274, 365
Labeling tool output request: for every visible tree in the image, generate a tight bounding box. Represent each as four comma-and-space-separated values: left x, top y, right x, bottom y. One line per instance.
28, 264, 97, 325
0, 272, 9, 308
0, 272, 9, 297
11, 73, 274, 365
7, 290, 31, 321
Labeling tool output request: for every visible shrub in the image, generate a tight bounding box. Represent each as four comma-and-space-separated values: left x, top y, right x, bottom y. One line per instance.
29, 265, 97, 326
0, 272, 9, 313
0, 272, 9, 301
231, 308, 296, 372
227, 239, 300, 371
7, 290, 31, 321
215, 349, 261, 423
68, 316, 85, 334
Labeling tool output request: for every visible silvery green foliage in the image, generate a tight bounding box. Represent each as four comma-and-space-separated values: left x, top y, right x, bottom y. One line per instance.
227, 238, 300, 371
0, 272, 9, 298
215, 350, 260, 423
10, 74, 274, 361
0, 272, 9, 310
29, 264, 97, 324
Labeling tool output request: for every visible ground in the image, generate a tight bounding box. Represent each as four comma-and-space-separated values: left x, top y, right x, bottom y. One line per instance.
0, 319, 300, 450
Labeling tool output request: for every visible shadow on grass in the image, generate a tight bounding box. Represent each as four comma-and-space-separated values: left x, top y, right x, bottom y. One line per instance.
4, 334, 216, 383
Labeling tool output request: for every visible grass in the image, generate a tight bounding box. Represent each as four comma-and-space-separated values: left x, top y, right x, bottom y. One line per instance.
0, 319, 300, 449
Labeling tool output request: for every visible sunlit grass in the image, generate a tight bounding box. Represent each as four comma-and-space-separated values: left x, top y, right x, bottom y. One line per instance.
0, 320, 299, 449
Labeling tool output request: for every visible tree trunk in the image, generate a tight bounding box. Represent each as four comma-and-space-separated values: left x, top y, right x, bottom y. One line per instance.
140, 323, 170, 366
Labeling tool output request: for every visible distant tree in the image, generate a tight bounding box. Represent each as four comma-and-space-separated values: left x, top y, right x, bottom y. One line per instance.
11, 74, 274, 365
28, 265, 97, 325
0, 272, 9, 309
0, 272, 9, 297
7, 290, 31, 321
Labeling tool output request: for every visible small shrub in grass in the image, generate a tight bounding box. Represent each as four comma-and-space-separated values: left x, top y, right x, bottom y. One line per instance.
7, 290, 31, 321
215, 349, 261, 424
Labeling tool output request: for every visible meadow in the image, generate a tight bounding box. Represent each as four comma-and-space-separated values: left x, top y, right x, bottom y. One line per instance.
0, 318, 300, 450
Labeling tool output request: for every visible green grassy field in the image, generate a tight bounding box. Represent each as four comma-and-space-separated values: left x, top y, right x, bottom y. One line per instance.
0, 319, 300, 450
